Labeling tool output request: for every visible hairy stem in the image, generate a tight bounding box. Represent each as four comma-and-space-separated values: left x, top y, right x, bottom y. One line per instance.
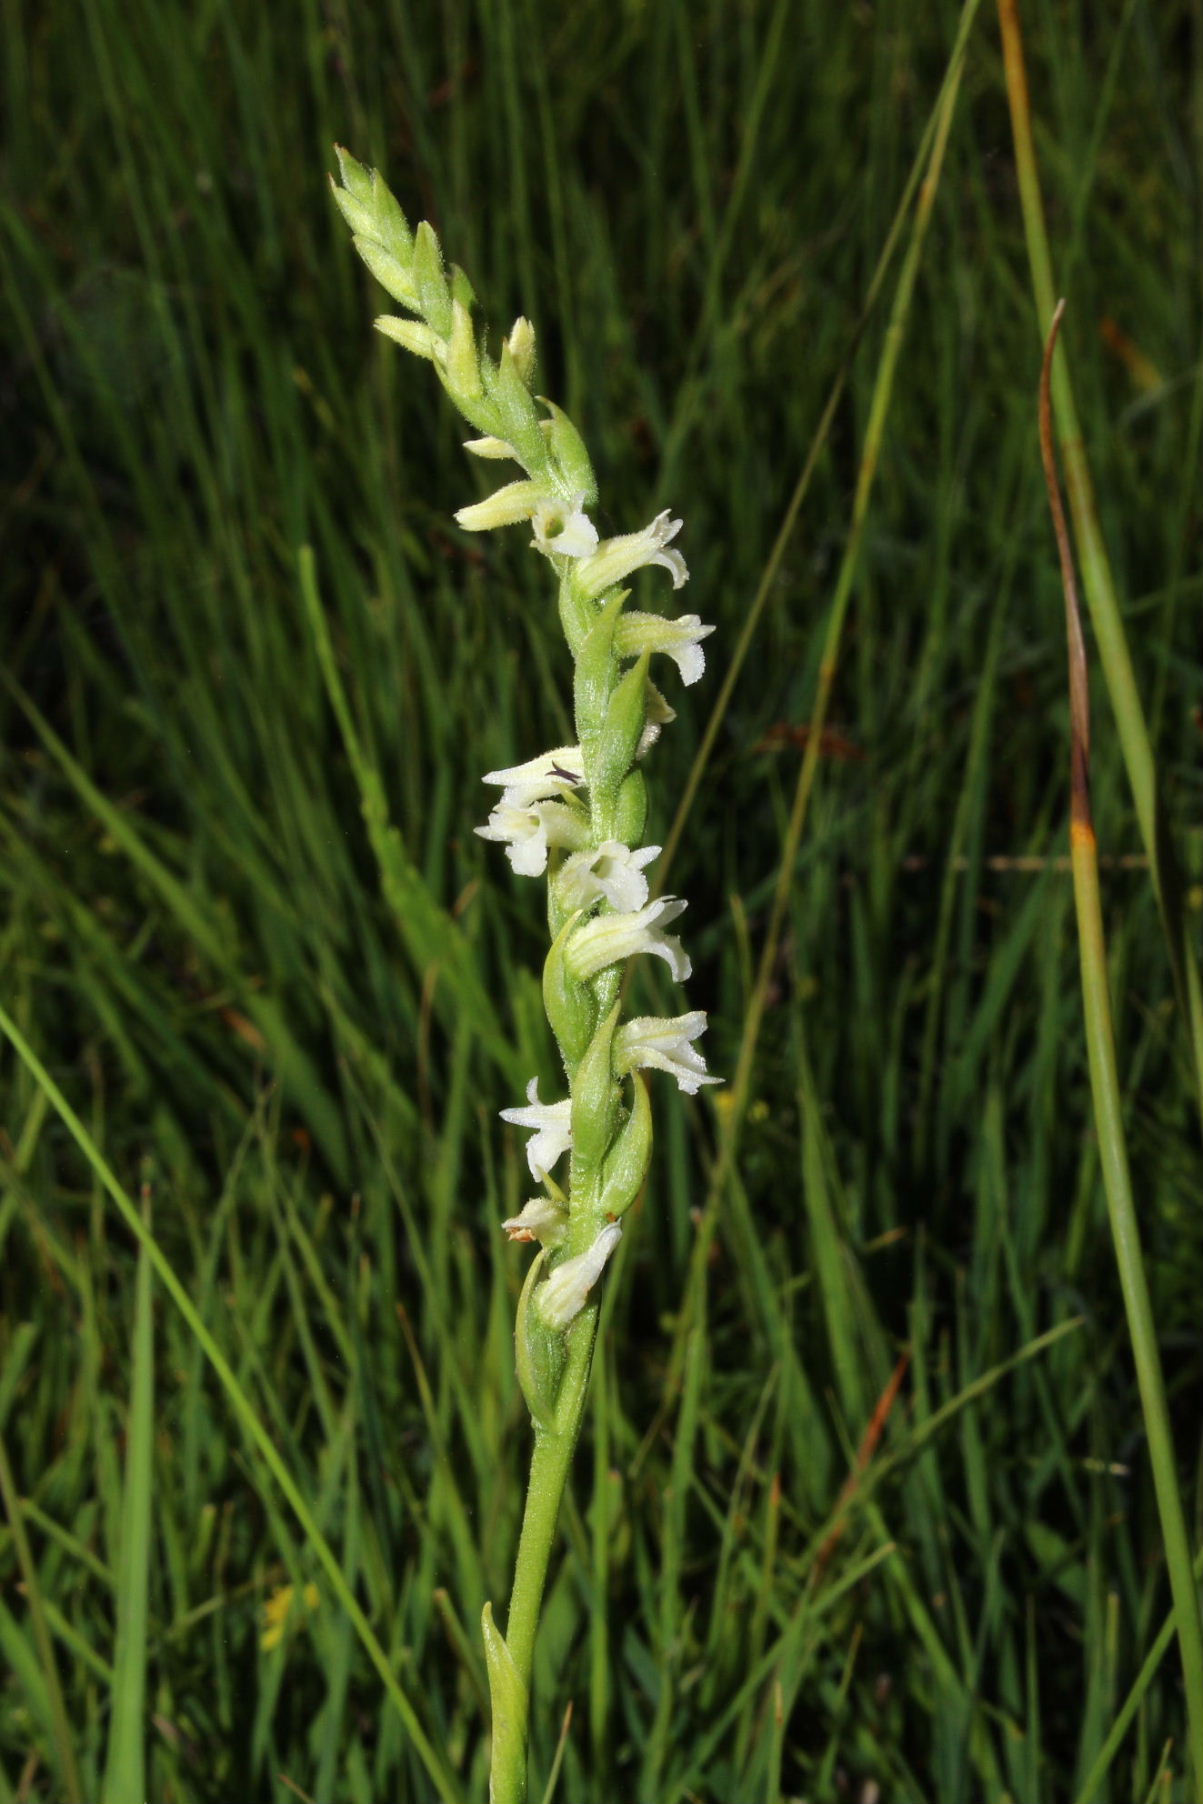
491, 1308, 600, 1804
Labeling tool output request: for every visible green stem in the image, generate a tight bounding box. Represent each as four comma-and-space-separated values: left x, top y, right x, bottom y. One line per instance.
491, 1308, 600, 1804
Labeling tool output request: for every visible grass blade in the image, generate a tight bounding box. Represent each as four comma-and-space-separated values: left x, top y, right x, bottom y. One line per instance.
1038, 299, 1203, 1795
101, 1171, 154, 1804
998, 0, 1203, 1129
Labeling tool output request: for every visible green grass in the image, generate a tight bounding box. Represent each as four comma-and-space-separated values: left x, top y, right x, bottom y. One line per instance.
2, 1, 1201, 1800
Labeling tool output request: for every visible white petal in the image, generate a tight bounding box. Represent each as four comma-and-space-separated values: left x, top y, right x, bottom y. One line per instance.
576, 509, 689, 600
613, 611, 715, 687
482, 746, 585, 807
475, 802, 550, 875
531, 492, 599, 560
615, 1012, 721, 1095
566, 896, 691, 984
476, 799, 588, 876
557, 842, 661, 914
536, 1224, 623, 1329
500, 1080, 573, 1179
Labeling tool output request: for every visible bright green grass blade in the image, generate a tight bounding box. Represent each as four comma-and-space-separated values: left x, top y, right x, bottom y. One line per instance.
100, 1181, 154, 1804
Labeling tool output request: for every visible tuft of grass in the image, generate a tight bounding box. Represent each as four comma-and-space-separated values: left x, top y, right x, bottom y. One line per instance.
2, 1, 1200, 1799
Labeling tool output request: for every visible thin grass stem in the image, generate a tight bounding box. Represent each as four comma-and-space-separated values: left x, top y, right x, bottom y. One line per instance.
1039, 301, 1203, 1796
998, 0, 1203, 1133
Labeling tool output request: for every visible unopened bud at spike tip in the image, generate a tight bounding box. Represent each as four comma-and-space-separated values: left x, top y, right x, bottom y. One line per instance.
507, 316, 537, 386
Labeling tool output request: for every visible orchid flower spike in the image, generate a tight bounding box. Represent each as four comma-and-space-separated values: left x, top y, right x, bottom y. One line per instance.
331, 151, 719, 1804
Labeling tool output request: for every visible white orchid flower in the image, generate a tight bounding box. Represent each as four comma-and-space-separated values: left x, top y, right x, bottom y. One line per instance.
575, 509, 688, 600
476, 798, 588, 877
482, 746, 585, 808
566, 895, 690, 984
531, 492, 599, 560
614, 1012, 720, 1096
500, 1079, 573, 1180
614, 611, 715, 687
535, 1224, 623, 1329
557, 841, 661, 914
501, 1196, 569, 1245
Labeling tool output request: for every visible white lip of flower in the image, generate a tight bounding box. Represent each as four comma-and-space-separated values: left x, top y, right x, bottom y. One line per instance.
482, 746, 585, 809
566, 895, 691, 984
575, 509, 688, 601
613, 611, 715, 687
454, 478, 544, 533
502, 1196, 569, 1245
614, 1012, 720, 1096
535, 1224, 623, 1330
500, 1080, 573, 1180
531, 492, 599, 560
557, 841, 661, 913
476, 798, 589, 877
